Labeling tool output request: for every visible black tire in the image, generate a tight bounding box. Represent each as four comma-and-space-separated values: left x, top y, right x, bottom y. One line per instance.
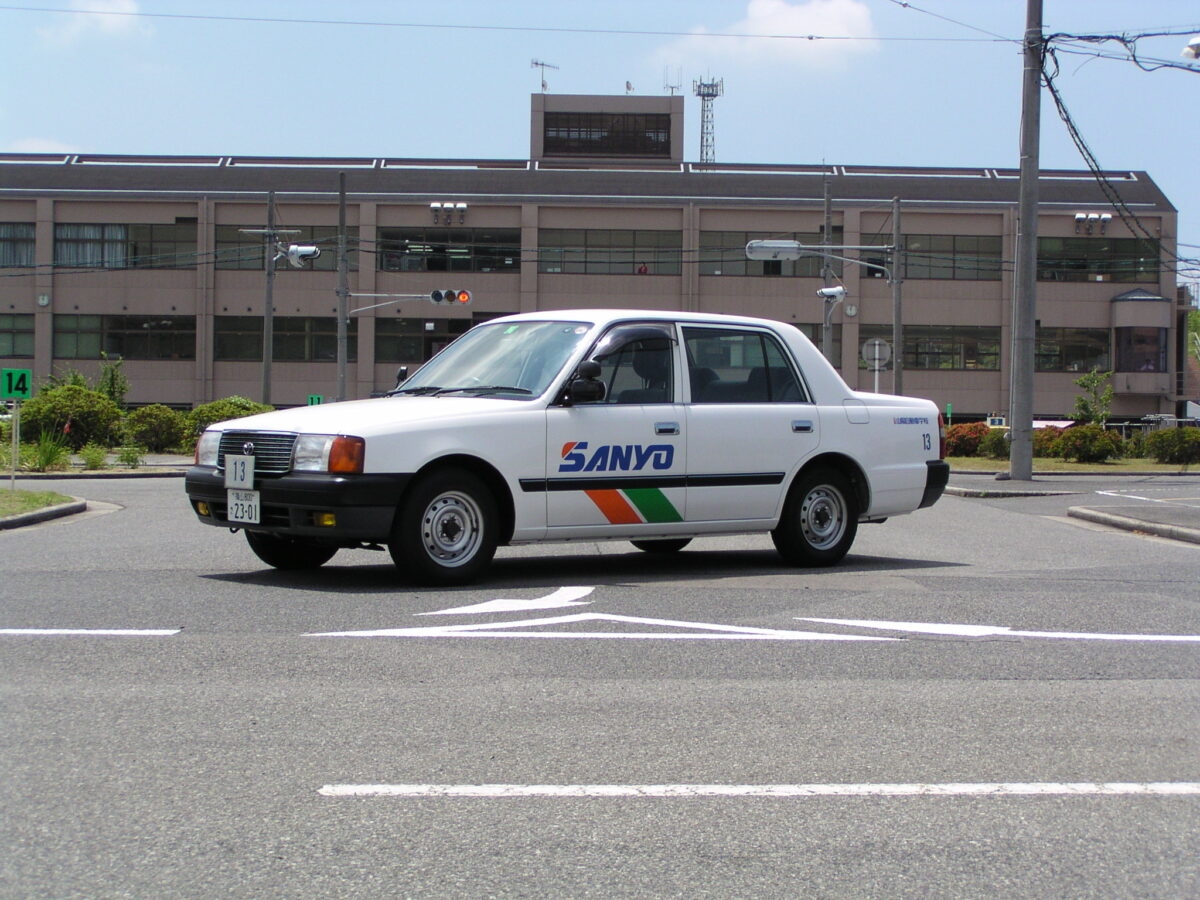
244, 531, 338, 570
630, 538, 692, 554
771, 467, 858, 567
389, 468, 498, 586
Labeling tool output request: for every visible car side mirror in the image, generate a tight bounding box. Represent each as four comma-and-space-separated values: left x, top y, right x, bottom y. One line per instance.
566, 359, 605, 405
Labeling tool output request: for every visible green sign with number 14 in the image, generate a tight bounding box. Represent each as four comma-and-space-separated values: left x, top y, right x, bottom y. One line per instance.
1, 368, 32, 400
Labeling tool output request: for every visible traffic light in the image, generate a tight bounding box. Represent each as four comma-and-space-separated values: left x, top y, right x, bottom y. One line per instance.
430, 289, 472, 305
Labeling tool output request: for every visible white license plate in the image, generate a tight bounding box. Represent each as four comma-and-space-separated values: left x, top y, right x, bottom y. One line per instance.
224, 454, 255, 489
227, 489, 260, 525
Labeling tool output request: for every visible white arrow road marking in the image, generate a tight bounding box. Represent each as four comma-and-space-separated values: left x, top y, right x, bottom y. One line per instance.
319, 782, 1200, 798
0, 628, 180, 636
418, 586, 595, 616
799, 618, 1200, 642
306, 612, 897, 641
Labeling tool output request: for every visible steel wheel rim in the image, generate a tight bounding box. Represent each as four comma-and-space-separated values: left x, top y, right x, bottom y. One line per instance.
420, 490, 483, 567
800, 485, 847, 551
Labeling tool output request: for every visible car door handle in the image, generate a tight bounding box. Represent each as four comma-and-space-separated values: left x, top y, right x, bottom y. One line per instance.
655, 421, 680, 435
792, 420, 814, 433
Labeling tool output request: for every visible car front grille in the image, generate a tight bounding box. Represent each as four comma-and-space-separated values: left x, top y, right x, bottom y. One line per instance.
217, 430, 297, 476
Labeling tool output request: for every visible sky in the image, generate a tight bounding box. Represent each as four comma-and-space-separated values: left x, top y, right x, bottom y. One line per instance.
2, 0, 1198, 288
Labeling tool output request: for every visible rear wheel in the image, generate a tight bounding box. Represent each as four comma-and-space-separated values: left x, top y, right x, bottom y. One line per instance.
771, 467, 858, 567
244, 531, 338, 570
630, 538, 692, 554
389, 468, 498, 586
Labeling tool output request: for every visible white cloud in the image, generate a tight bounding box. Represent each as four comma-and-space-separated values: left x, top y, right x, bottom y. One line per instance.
655, 0, 877, 71
38, 0, 151, 46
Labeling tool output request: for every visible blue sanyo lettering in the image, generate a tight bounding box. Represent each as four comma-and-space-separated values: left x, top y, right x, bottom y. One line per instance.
559, 442, 675, 472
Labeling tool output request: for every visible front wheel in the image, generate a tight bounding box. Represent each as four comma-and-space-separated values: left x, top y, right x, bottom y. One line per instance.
771, 468, 858, 567
389, 468, 498, 586
244, 531, 338, 570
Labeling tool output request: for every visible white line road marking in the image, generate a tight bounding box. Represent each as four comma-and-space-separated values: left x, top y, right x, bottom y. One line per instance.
799, 618, 1200, 642
306, 612, 897, 641
0, 628, 180, 636
319, 782, 1200, 798
418, 586, 595, 616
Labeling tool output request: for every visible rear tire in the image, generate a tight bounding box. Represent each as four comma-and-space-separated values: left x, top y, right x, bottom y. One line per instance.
244, 531, 338, 570
771, 467, 858, 567
389, 468, 498, 586
630, 538, 692, 554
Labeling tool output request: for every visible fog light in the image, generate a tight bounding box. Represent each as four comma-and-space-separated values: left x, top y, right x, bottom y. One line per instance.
314, 512, 337, 527
197, 502, 211, 516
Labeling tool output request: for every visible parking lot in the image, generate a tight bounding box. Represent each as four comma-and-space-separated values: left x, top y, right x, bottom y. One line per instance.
2, 474, 1199, 898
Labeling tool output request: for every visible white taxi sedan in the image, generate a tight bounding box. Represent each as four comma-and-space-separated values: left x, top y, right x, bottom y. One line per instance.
186, 309, 948, 585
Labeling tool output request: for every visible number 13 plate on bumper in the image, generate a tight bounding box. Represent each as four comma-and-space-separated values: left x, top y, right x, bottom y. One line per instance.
227, 489, 260, 525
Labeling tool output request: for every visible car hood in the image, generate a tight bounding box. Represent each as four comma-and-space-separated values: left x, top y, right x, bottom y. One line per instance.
207, 395, 536, 438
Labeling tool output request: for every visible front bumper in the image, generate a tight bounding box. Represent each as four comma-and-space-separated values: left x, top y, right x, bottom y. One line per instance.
185, 466, 412, 542
919, 459, 951, 509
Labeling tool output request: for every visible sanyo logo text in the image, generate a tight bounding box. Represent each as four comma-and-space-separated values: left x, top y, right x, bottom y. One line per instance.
559, 442, 675, 473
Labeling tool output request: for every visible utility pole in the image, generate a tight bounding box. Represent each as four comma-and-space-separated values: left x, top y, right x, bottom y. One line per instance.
336, 172, 349, 402
891, 197, 904, 396
821, 179, 835, 363
262, 191, 276, 406
1008, 0, 1043, 481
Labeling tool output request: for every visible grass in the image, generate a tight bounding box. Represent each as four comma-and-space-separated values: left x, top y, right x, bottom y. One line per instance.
948, 456, 1192, 474
0, 488, 76, 518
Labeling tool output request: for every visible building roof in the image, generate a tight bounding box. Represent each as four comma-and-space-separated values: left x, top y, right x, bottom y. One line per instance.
0, 153, 1176, 214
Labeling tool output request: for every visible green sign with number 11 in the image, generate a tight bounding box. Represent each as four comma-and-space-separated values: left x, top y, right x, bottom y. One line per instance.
1, 368, 32, 400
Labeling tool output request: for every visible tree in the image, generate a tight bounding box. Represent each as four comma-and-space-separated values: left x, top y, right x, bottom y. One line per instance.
97, 352, 129, 409
1072, 367, 1113, 426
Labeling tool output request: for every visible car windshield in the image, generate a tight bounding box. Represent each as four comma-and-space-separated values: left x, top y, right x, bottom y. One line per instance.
396, 319, 595, 398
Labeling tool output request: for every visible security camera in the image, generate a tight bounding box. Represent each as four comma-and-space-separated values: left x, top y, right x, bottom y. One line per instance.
286, 244, 322, 268
815, 286, 846, 301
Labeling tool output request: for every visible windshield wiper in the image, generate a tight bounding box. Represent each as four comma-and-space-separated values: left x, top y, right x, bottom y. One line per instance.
434, 385, 534, 396
390, 385, 444, 395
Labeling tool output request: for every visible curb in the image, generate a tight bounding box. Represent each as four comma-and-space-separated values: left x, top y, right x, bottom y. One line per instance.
0, 497, 87, 530
945, 485, 1077, 499
1066, 507, 1200, 546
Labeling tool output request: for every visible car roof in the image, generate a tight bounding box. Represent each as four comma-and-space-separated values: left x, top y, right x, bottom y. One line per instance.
486, 308, 788, 331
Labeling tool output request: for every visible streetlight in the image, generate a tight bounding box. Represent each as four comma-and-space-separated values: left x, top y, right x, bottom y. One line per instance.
1182, 35, 1200, 59
745, 240, 895, 368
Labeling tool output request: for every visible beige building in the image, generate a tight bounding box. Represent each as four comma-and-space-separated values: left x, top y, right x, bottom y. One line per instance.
0, 94, 1186, 421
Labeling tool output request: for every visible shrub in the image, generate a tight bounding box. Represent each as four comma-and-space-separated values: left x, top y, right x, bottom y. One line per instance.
1052, 424, 1122, 463
116, 445, 146, 468
1144, 427, 1200, 465
20, 384, 123, 451
124, 404, 188, 452
79, 442, 109, 470
978, 428, 1010, 460
26, 432, 72, 472
185, 396, 274, 442
1032, 425, 1064, 458
945, 421, 991, 457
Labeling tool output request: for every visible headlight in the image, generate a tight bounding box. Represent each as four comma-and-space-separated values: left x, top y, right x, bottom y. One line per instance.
196, 430, 221, 467
293, 434, 365, 474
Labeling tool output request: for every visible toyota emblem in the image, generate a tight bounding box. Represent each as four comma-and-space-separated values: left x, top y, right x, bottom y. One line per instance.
242, 442, 255, 456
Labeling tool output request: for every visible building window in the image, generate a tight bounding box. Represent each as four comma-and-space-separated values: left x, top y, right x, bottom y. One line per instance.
214, 316, 261, 360
538, 229, 682, 275
543, 112, 671, 158
375, 317, 471, 363
52, 315, 196, 359
273, 317, 355, 361
214, 225, 357, 270
1038, 237, 1159, 283
1115, 326, 1166, 373
53, 222, 197, 269
0, 223, 35, 268
903, 234, 1002, 280
378, 228, 520, 273
859, 325, 1001, 370
699, 230, 843, 277
0, 314, 35, 357
1035, 328, 1109, 372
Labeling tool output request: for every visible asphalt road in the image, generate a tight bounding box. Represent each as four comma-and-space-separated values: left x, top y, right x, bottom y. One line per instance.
2, 475, 1198, 899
